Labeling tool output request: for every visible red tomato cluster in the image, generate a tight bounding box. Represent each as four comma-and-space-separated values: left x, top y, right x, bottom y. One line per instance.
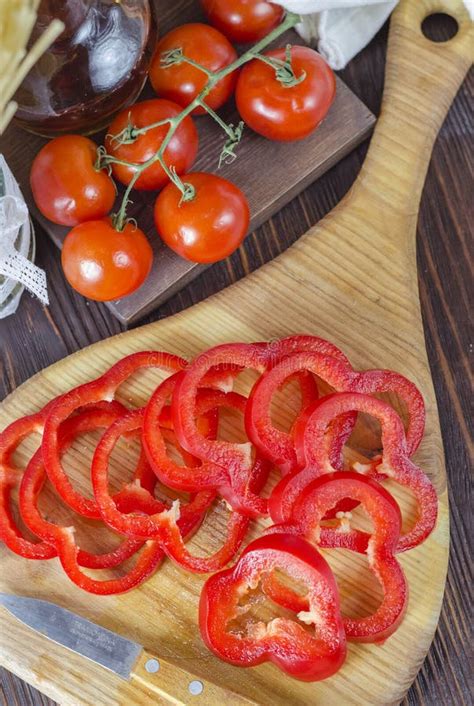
29, 3, 336, 303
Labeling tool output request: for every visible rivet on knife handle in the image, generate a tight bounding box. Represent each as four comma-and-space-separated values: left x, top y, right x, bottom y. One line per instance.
132, 649, 254, 705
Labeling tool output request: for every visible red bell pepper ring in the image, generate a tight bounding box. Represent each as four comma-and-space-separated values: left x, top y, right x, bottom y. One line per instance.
265, 337, 347, 413
292, 402, 383, 520
246, 351, 355, 475
0, 398, 137, 562
353, 369, 425, 456
18, 450, 148, 570
171, 340, 326, 509
172, 343, 269, 478
0, 480, 57, 560
0, 399, 60, 560
262, 472, 408, 643
0, 399, 55, 476
264, 335, 351, 455
172, 336, 348, 473
199, 533, 347, 681
246, 349, 425, 475
17, 405, 155, 569
56, 535, 164, 594
290, 370, 423, 519
18, 407, 210, 594
92, 407, 259, 573
144, 374, 229, 491
144, 373, 270, 517
263, 334, 352, 367
270, 392, 437, 552
92, 407, 214, 539
41, 351, 186, 519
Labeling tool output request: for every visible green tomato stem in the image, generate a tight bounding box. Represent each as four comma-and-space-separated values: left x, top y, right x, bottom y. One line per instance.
197, 100, 234, 138
252, 43, 306, 87
132, 116, 173, 138
169, 52, 214, 77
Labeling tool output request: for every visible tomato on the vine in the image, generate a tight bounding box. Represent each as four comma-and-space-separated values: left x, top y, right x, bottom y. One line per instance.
61, 218, 153, 301
105, 99, 199, 191
201, 0, 284, 43
149, 24, 238, 115
30, 135, 116, 226
154, 172, 249, 263
236, 46, 336, 141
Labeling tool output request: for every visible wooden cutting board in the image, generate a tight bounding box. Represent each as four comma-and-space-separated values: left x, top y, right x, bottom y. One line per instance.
1, 0, 375, 325
0, 1, 471, 705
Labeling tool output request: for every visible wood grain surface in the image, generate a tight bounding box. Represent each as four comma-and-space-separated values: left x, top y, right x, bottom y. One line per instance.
0, 8, 471, 706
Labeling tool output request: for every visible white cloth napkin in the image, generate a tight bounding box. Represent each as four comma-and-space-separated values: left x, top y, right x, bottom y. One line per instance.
280, 0, 398, 69
281, 0, 474, 70
0, 155, 48, 318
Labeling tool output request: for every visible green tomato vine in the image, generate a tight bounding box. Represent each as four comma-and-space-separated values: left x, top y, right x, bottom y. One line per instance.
96, 11, 302, 231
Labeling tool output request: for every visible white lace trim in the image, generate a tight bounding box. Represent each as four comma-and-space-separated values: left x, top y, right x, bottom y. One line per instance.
0, 155, 49, 318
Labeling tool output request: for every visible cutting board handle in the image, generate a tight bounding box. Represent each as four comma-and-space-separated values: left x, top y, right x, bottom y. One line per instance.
352, 0, 472, 228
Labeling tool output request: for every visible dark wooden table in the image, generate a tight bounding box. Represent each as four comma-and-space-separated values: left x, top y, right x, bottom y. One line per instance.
0, 16, 471, 706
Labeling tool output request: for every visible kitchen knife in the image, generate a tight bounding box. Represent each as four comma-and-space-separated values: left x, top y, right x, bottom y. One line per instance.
0, 593, 254, 705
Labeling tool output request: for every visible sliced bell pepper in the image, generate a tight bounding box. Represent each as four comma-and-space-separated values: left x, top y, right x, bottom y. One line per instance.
0, 399, 60, 560
0, 398, 141, 562
354, 369, 425, 456
171, 343, 269, 486
246, 350, 425, 475
17, 405, 155, 568
18, 406, 210, 594
171, 340, 333, 513
263, 334, 352, 367
262, 472, 408, 643
92, 407, 261, 573
270, 392, 437, 552
93, 407, 215, 540
144, 372, 270, 517
246, 351, 355, 475
144, 376, 223, 491
41, 351, 186, 519
199, 532, 347, 681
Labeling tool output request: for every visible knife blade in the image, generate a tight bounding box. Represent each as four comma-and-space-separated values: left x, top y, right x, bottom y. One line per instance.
0, 593, 253, 704
0, 592, 141, 678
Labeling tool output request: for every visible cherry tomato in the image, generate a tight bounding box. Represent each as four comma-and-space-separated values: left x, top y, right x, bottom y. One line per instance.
201, 0, 283, 43
105, 99, 199, 191
149, 24, 238, 115
61, 218, 153, 301
236, 46, 336, 141
154, 172, 249, 263
30, 135, 116, 226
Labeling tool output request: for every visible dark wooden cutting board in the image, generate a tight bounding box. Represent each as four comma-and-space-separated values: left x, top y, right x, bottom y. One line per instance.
1, 1, 375, 324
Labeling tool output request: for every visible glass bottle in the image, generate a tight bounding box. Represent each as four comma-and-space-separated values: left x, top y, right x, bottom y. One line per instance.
14, 0, 155, 137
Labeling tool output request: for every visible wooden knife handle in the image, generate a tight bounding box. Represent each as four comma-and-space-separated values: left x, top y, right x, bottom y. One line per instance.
130, 649, 255, 705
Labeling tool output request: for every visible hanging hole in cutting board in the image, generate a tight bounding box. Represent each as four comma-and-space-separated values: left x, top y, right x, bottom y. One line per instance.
422, 13, 459, 42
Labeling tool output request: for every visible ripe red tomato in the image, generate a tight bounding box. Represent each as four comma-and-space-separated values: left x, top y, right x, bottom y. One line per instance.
154, 172, 249, 263
61, 218, 153, 301
201, 0, 283, 43
30, 135, 116, 226
105, 99, 199, 191
149, 24, 238, 115
236, 46, 336, 141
